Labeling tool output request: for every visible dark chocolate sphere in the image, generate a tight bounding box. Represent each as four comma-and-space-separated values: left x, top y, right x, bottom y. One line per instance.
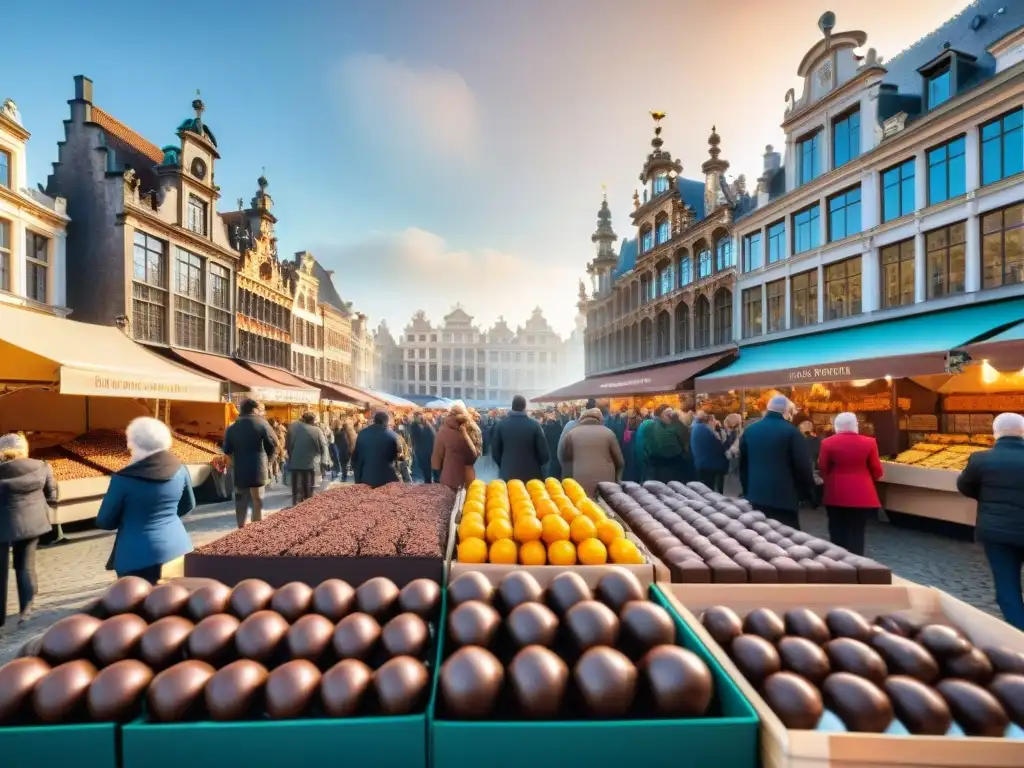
916, 624, 971, 659
823, 673, 893, 733
355, 577, 400, 620
101, 576, 152, 616
640, 645, 713, 717
545, 572, 592, 615
147, 660, 216, 722
287, 614, 336, 662
825, 638, 888, 686
742, 608, 785, 643
205, 659, 268, 721
265, 659, 321, 719
942, 647, 994, 685
595, 569, 645, 613
86, 659, 153, 721
883, 675, 953, 735
874, 613, 919, 638
398, 579, 441, 619
574, 647, 637, 717
32, 659, 98, 723
871, 632, 939, 684
139, 616, 194, 670
509, 646, 569, 718
321, 658, 373, 717
989, 673, 1024, 727
936, 678, 1009, 737
142, 583, 190, 621
187, 613, 240, 665
0, 657, 51, 722
447, 572, 494, 607
448, 601, 501, 649
440, 646, 504, 718
228, 579, 274, 619
498, 571, 544, 611
621, 602, 675, 652
730, 634, 781, 687
984, 646, 1024, 676
763, 671, 824, 729
566, 600, 620, 651
93, 613, 149, 667
778, 636, 831, 686
701, 606, 743, 648
373, 656, 429, 715
784, 609, 831, 645
506, 602, 559, 648
381, 613, 430, 658
824, 608, 873, 643
311, 579, 355, 621
187, 582, 232, 622
270, 582, 314, 623
40, 614, 103, 664
333, 613, 381, 660
235, 610, 289, 662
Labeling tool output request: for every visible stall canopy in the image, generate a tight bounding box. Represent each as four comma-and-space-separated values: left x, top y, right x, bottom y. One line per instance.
292, 374, 387, 409
532, 352, 733, 403
171, 350, 319, 406
964, 320, 1024, 372
696, 298, 1024, 392
0, 305, 221, 402
363, 388, 418, 409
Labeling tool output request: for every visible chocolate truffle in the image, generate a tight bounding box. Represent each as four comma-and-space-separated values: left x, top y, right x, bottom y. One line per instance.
731, 635, 781, 687
701, 606, 743, 648
825, 638, 888, 686
448, 601, 501, 649
871, 632, 939, 684
936, 678, 1009, 737
398, 579, 440, 619
373, 656, 429, 715
989, 674, 1024, 726
287, 614, 336, 662
265, 659, 321, 719
188, 613, 241, 665
546, 572, 592, 615
93, 613, 149, 667
509, 646, 569, 718
916, 624, 971, 660
566, 600, 621, 651
507, 602, 559, 648
146, 660, 216, 722
824, 608, 873, 643
229, 579, 274, 619
874, 613, 919, 638
595, 569, 646, 613
448, 572, 495, 607
312, 579, 356, 621
187, 582, 232, 622
321, 659, 372, 717
381, 613, 429, 658
0, 657, 51, 722
984, 646, 1024, 676
763, 671, 824, 729
574, 647, 637, 718
40, 614, 103, 665
86, 659, 153, 721
270, 582, 314, 623
742, 608, 785, 643
440, 646, 504, 718
823, 673, 893, 733
942, 647, 994, 685
784, 609, 831, 645
883, 675, 953, 735
778, 636, 831, 686
32, 659, 98, 723
235, 610, 289, 662
142, 583, 190, 621
101, 576, 152, 616
640, 645, 713, 717
333, 613, 381, 660
620, 602, 675, 652
139, 616, 194, 670
355, 577, 400, 620
205, 659, 268, 721
498, 571, 544, 611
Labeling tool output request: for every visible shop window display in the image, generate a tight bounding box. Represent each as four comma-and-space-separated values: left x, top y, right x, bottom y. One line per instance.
766, 279, 785, 332
790, 269, 818, 328
925, 222, 966, 299
824, 257, 862, 320
881, 239, 916, 309
981, 202, 1024, 289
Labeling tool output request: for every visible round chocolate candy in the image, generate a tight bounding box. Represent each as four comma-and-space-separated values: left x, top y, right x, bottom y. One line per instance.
187, 582, 232, 622
730, 635, 781, 687
32, 659, 98, 723
701, 606, 743, 648
373, 656, 429, 715
93, 613, 149, 667
784, 609, 830, 645
228, 579, 274, 619
595, 569, 645, 613
989, 673, 1024, 727
333, 613, 381, 660
147, 660, 216, 722
448, 601, 501, 649
574, 647, 637, 718
287, 614, 336, 662
355, 577, 400, 620
984, 646, 1024, 676
311, 579, 355, 621
381, 613, 429, 658
139, 616, 194, 670
270, 582, 314, 623
142, 583, 190, 621
507, 602, 559, 648
763, 672, 823, 729
447, 572, 494, 607
439, 646, 504, 718
321, 659, 372, 717
871, 632, 939, 684
101, 576, 152, 616
742, 608, 785, 643
936, 678, 1009, 737
265, 659, 321, 719
397, 579, 440, 619
235, 610, 289, 662
825, 638, 888, 686
546, 572, 592, 615
942, 647, 994, 684
86, 659, 153, 721
40, 614, 103, 665
498, 571, 544, 611
187, 613, 240, 665
640, 645, 712, 717
916, 624, 971, 660
824, 608, 873, 643
874, 613, 920, 638
0, 657, 51, 722
566, 600, 620, 651
883, 675, 953, 735
778, 636, 831, 686
620, 602, 675, 652
509, 646, 569, 718
205, 660, 268, 721
823, 672, 893, 733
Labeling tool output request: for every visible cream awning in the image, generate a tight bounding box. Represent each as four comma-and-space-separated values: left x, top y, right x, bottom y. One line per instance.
0, 305, 222, 403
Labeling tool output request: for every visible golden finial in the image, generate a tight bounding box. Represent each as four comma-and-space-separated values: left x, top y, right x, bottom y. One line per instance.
632, 189, 640, 209
650, 111, 667, 123
601, 182, 607, 200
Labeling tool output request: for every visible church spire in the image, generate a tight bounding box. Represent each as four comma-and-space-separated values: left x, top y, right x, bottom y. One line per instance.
639, 111, 682, 185
591, 186, 618, 268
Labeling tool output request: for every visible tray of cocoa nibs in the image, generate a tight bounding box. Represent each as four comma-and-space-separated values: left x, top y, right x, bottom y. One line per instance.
184, 484, 457, 588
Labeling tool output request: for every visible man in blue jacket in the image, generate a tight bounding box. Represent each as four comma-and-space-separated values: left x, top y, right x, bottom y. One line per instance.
492, 395, 550, 482
691, 411, 728, 493
739, 396, 814, 530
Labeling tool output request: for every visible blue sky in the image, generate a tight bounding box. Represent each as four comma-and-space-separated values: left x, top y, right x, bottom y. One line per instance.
5, 0, 972, 336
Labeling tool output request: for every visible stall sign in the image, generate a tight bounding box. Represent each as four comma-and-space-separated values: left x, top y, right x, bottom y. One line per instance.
598, 377, 653, 390
787, 365, 853, 382
60, 367, 221, 403
245, 386, 320, 406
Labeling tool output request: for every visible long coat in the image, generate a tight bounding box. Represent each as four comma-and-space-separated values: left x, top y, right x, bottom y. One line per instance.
222, 415, 277, 488
957, 436, 1024, 548
353, 424, 401, 488
432, 418, 478, 489
739, 412, 815, 512
96, 451, 195, 575
818, 432, 883, 508
0, 458, 56, 543
559, 413, 624, 498
491, 411, 550, 483
691, 422, 728, 474
287, 421, 328, 472
409, 420, 436, 468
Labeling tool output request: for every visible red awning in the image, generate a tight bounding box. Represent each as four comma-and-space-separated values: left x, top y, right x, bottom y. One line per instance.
248, 363, 321, 391
170, 350, 320, 405
293, 374, 387, 409
532, 352, 733, 402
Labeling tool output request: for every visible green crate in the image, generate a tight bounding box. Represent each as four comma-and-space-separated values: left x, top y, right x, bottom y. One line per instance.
0, 722, 117, 768
428, 584, 759, 768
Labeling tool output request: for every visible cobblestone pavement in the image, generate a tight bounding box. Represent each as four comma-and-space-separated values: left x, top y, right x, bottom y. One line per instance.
0, 459, 1008, 663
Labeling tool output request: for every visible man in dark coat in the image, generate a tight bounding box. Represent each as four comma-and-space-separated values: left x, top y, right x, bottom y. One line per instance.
491, 395, 550, 482
408, 412, 436, 483
542, 413, 563, 480
222, 399, 277, 528
286, 412, 328, 506
739, 396, 814, 530
957, 412, 1024, 630
691, 411, 728, 493
353, 411, 401, 488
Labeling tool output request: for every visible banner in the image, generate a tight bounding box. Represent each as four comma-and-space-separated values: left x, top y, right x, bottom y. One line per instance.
60, 366, 221, 403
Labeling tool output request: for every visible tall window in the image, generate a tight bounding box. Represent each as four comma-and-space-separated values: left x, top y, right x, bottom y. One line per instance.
742, 287, 762, 338
925, 222, 966, 299
713, 289, 732, 345
208, 262, 231, 355
981, 108, 1024, 186
693, 296, 711, 348
882, 159, 915, 222
175, 248, 205, 350
790, 269, 818, 328
656, 217, 670, 243
797, 131, 820, 185
0, 149, 9, 188
715, 237, 734, 271
766, 280, 785, 333
743, 231, 762, 272
793, 204, 821, 255
678, 255, 692, 286
881, 239, 915, 309
832, 110, 860, 168
25, 232, 49, 304
652, 174, 669, 195
186, 195, 207, 235
982, 203, 1024, 289
927, 68, 951, 110
0, 219, 10, 292
641, 227, 654, 252
697, 246, 712, 279
675, 304, 690, 353
927, 136, 966, 205
827, 186, 861, 242
825, 257, 862, 320
658, 263, 673, 295
767, 220, 786, 263
132, 231, 168, 343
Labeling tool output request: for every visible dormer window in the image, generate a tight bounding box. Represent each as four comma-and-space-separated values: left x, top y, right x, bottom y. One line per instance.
927, 67, 951, 109
652, 173, 670, 195
919, 50, 977, 113
832, 109, 860, 168
797, 131, 821, 186
187, 195, 207, 235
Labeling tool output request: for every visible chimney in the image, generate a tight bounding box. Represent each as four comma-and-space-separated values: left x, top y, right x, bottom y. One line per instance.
74, 76, 93, 104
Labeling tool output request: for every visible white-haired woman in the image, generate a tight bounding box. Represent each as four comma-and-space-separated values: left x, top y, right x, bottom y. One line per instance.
97, 417, 196, 584
0, 433, 56, 632
817, 411, 882, 555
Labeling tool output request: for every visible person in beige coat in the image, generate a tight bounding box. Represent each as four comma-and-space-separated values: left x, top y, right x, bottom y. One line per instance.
558, 408, 625, 498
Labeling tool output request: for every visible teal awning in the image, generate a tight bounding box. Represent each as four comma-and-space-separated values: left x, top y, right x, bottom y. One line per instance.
966, 316, 1024, 371
697, 298, 1024, 391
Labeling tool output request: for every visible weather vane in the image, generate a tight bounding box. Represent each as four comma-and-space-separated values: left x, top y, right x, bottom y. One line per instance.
650, 110, 666, 123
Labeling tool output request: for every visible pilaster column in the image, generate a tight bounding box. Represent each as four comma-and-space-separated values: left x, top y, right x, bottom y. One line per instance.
965, 199, 981, 293
914, 152, 927, 211
965, 129, 980, 193
861, 245, 881, 313
914, 230, 926, 302
784, 277, 792, 330
760, 282, 768, 335
11, 218, 26, 298
733, 285, 743, 342
816, 264, 825, 322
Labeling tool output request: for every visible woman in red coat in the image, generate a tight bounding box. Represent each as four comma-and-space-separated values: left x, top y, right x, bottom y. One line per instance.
818, 412, 883, 555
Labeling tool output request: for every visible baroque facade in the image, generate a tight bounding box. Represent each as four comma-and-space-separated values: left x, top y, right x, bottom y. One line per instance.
731, 2, 1024, 343
582, 116, 752, 376
288, 251, 323, 380
0, 98, 69, 316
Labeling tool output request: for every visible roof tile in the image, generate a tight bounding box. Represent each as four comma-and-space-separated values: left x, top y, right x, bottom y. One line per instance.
91, 107, 164, 165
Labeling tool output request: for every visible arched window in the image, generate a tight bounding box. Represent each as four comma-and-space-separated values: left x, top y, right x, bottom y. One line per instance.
655, 214, 670, 244
640, 318, 654, 361
694, 295, 711, 348
656, 311, 671, 357
675, 303, 690, 353
715, 237, 734, 271
679, 255, 693, 286
697, 246, 713, 280
714, 288, 733, 345
656, 260, 673, 296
